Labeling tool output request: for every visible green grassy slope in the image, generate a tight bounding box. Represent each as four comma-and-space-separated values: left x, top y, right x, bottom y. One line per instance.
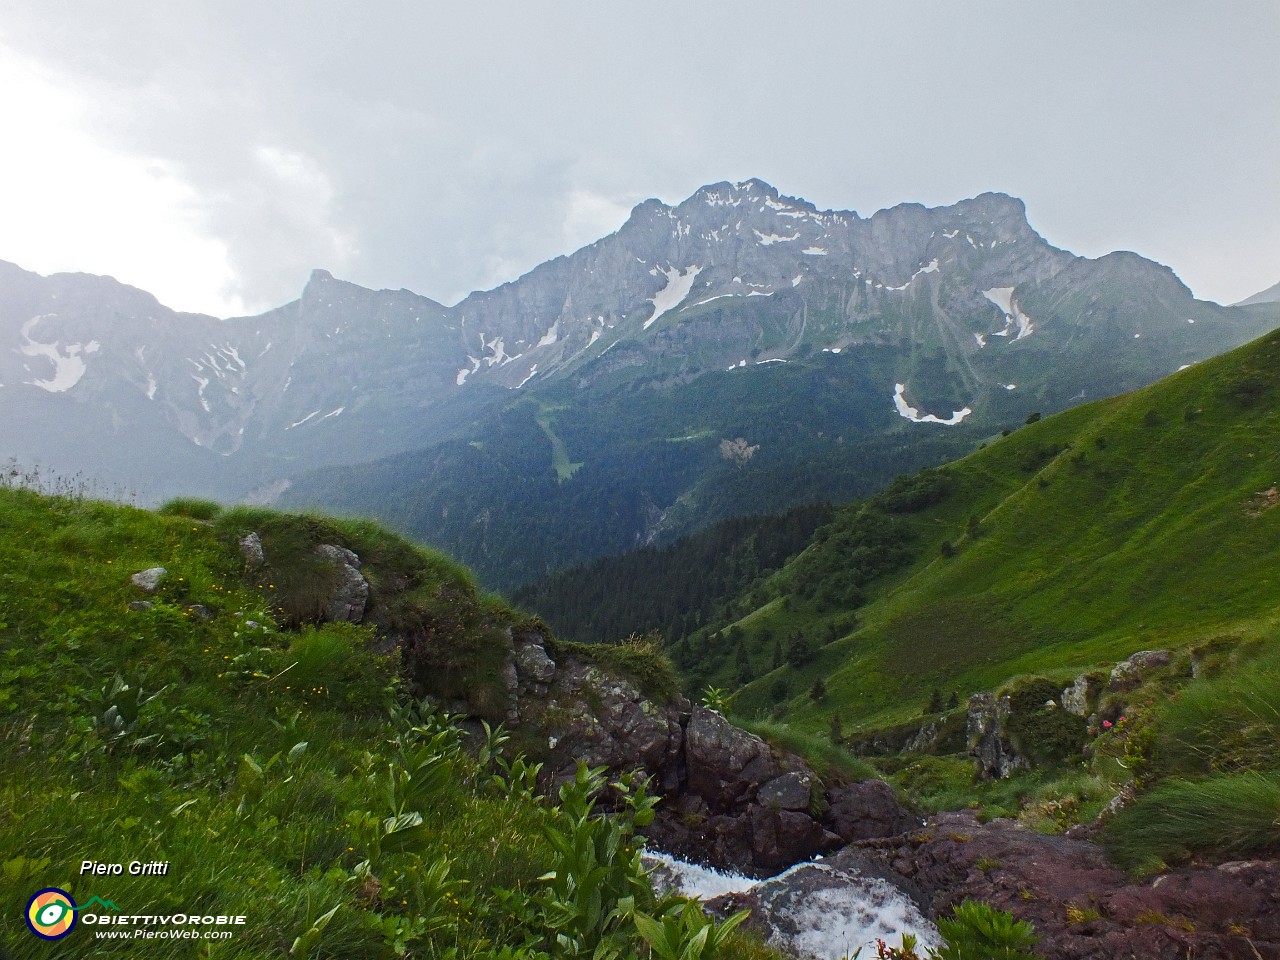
0, 488, 772, 959
703, 327, 1280, 733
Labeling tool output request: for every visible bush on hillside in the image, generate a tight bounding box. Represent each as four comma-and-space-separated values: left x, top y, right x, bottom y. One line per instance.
876, 467, 954, 513
1004, 678, 1087, 767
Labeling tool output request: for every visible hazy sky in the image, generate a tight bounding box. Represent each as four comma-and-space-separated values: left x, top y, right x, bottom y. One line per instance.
1, 1, 1276, 316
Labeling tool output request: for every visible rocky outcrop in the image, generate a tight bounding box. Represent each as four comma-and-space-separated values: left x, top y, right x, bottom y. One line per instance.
505, 633, 686, 794
1107, 649, 1171, 693
967, 692, 1029, 779
239, 532, 265, 570
826, 779, 918, 843
1060, 671, 1103, 716
648, 704, 918, 873
683, 708, 782, 806
314, 543, 369, 623
846, 711, 967, 757
436, 627, 920, 874
866, 811, 1280, 960
968, 677, 1089, 778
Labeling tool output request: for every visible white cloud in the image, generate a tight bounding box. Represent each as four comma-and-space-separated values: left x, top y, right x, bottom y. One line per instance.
0, 47, 244, 315
0, 3, 1275, 311
562, 189, 635, 249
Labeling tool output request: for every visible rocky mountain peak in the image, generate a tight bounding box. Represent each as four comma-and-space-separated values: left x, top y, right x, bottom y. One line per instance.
299, 267, 359, 309
3, 180, 1274, 514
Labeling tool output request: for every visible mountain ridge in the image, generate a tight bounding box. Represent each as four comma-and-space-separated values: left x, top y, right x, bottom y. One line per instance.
2, 179, 1277, 588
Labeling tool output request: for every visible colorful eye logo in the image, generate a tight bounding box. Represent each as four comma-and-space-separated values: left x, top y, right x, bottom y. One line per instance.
26, 888, 78, 940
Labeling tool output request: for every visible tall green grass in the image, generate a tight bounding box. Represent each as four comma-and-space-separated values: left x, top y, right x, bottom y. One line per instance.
1101, 640, 1280, 869
1154, 645, 1280, 777
1106, 772, 1280, 869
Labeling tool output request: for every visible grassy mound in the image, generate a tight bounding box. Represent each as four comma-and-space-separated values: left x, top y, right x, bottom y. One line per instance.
0, 487, 776, 958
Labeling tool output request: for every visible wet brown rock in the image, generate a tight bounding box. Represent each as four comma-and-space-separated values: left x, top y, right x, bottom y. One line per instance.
867, 811, 1280, 960
827, 780, 920, 843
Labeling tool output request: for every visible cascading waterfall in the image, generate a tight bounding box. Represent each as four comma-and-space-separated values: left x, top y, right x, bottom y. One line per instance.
645, 851, 940, 960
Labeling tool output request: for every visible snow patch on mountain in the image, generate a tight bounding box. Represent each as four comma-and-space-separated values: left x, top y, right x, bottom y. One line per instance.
690, 294, 736, 308
536, 321, 559, 348
753, 230, 800, 246
703, 190, 744, 208
644, 266, 703, 330
18, 316, 94, 393
983, 287, 1016, 315
192, 375, 211, 412
482, 335, 510, 366
456, 355, 481, 386
893, 384, 972, 426
983, 287, 1034, 341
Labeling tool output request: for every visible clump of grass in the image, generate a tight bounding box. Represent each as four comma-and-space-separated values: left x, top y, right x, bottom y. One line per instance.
554, 632, 683, 704
1003, 676, 1088, 767
740, 718, 878, 782
1020, 771, 1113, 834
1066, 903, 1102, 924
1105, 771, 1280, 869
1154, 646, 1280, 777
279, 622, 399, 712
158, 496, 224, 521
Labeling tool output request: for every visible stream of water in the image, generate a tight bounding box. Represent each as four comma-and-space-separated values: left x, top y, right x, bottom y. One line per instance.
645, 851, 940, 960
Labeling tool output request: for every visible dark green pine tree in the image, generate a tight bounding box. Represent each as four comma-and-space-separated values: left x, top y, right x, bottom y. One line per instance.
926, 687, 944, 714
788, 632, 813, 667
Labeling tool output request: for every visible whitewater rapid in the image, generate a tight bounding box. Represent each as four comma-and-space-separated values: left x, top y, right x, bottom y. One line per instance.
645, 850, 940, 960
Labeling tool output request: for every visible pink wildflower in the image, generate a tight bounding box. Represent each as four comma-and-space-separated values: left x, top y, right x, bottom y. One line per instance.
1102, 720, 1113, 729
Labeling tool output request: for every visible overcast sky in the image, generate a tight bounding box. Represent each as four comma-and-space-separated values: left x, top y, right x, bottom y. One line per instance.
1, 1, 1276, 316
